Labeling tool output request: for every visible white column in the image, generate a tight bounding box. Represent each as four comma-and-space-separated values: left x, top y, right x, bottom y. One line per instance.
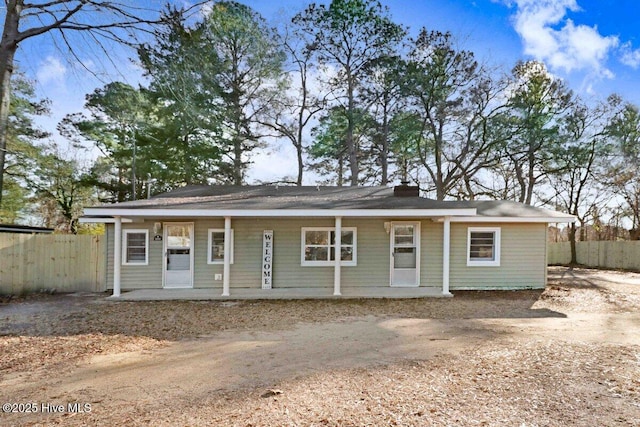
113, 216, 122, 297
222, 216, 231, 297
333, 216, 342, 296
442, 216, 452, 296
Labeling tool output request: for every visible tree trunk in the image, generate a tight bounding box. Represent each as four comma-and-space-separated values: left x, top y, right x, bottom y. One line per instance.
296, 70, 307, 187
380, 99, 389, 186
62, 200, 78, 235
513, 160, 526, 203
131, 130, 137, 200
569, 222, 577, 265
296, 109, 304, 186
296, 142, 303, 186
435, 142, 444, 201
0, 1, 22, 207
117, 166, 125, 202
525, 141, 536, 205
233, 133, 242, 185
183, 134, 193, 185
347, 75, 358, 186
434, 122, 445, 200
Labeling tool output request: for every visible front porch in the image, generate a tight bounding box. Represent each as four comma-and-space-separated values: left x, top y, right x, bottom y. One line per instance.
109, 286, 449, 301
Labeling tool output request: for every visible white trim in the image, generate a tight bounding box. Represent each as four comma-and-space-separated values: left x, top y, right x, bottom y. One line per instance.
79, 217, 133, 224
113, 217, 122, 297
467, 227, 501, 267
451, 285, 545, 291
222, 217, 231, 297
207, 228, 234, 264
122, 229, 149, 266
301, 227, 357, 267
448, 216, 575, 223
389, 221, 421, 287
442, 216, 451, 296
544, 226, 549, 287
162, 222, 194, 289
84, 208, 477, 218
334, 217, 342, 296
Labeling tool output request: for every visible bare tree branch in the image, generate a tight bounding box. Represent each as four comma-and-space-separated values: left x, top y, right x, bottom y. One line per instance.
0, 0, 208, 206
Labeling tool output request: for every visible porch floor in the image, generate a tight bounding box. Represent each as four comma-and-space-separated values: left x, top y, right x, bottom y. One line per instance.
109, 286, 450, 301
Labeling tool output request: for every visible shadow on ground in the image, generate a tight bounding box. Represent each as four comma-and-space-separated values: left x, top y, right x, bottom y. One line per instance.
0, 287, 565, 341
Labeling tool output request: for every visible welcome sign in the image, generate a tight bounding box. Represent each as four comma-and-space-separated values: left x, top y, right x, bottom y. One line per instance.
262, 230, 273, 289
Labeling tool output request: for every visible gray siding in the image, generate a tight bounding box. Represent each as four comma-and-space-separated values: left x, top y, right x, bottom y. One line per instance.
106, 222, 163, 289
421, 221, 444, 287
229, 218, 439, 289
449, 222, 547, 289
193, 218, 339, 289
105, 218, 547, 291
193, 219, 225, 288
341, 219, 388, 287
262, 218, 334, 288
107, 218, 416, 290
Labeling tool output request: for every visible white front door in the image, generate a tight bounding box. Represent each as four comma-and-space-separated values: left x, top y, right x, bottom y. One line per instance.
164, 223, 194, 288
390, 222, 420, 287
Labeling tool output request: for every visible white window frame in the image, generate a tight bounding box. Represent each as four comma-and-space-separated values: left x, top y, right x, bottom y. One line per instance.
207, 228, 234, 265
301, 227, 357, 267
467, 227, 501, 267
122, 229, 149, 266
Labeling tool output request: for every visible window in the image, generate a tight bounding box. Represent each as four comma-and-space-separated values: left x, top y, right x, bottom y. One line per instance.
467, 227, 501, 267
208, 229, 234, 264
123, 229, 149, 265
301, 227, 357, 266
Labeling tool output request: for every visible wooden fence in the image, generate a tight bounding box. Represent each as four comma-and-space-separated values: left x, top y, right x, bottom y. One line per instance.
0, 234, 106, 295
548, 241, 640, 271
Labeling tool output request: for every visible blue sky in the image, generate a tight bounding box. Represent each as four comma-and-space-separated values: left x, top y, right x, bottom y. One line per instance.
244, 0, 640, 102
9, 0, 640, 179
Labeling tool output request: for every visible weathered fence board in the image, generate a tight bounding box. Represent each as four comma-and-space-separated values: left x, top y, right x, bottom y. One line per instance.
0, 234, 106, 295
548, 241, 640, 271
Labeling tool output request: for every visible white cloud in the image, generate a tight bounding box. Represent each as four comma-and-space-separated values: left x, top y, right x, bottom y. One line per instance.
36, 56, 67, 85
511, 0, 618, 77
620, 42, 640, 69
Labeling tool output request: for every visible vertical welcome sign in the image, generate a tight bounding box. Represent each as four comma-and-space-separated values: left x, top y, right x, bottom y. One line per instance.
262, 230, 273, 289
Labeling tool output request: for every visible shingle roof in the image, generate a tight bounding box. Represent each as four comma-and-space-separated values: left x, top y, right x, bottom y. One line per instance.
453, 199, 571, 219
0, 224, 54, 234
97, 185, 416, 210
88, 185, 572, 220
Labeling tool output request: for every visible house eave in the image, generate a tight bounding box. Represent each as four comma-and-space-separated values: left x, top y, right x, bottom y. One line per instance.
446, 215, 576, 223
79, 217, 134, 224
82, 208, 478, 219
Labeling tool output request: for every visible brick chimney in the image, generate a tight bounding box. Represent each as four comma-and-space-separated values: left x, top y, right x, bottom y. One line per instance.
393, 181, 420, 197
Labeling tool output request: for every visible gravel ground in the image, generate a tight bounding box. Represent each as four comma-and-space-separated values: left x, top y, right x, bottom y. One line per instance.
1, 266, 639, 426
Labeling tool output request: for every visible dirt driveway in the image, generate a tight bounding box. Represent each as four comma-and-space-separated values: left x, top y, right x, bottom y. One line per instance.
1, 267, 639, 426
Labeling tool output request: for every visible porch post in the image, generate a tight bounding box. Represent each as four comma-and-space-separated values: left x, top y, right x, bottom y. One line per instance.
334, 216, 342, 296
222, 216, 231, 297
113, 216, 122, 297
442, 216, 452, 296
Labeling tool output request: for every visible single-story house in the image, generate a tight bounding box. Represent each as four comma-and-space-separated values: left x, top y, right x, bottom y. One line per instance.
81, 185, 575, 298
